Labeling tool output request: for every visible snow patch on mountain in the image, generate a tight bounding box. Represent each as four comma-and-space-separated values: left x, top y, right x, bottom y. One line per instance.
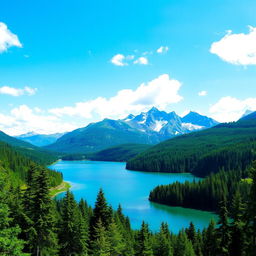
153, 120, 168, 132
182, 123, 204, 131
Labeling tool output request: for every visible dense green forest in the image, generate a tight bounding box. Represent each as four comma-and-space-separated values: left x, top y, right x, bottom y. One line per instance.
0, 141, 62, 187
127, 118, 256, 177
149, 168, 251, 211
62, 144, 152, 162
0, 162, 255, 255
0, 130, 58, 165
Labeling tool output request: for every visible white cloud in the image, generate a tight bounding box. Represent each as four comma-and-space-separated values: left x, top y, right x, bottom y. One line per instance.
157, 46, 169, 54
0, 105, 76, 136
198, 90, 207, 96
50, 74, 183, 120
0, 86, 37, 96
110, 54, 126, 66
0, 75, 183, 135
209, 96, 256, 122
210, 26, 256, 65
134, 57, 149, 65
0, 22, 22, 53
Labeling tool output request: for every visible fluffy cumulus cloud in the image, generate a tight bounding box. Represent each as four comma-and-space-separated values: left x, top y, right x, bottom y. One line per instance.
111, 54, 127, 66
133, 57, 149, 65
157, 46, 169, 54
209, 96, 256, 122
0, 86, 37, 96
0, 22, 22, 53
210, 26, 256, 65
198, 90, 207, 96
50, 74, 183, 119
0, 105, 76, 135
0, 75, 183, 135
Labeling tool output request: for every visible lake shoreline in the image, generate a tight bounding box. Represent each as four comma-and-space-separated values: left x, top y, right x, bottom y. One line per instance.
50, 181, 71, 198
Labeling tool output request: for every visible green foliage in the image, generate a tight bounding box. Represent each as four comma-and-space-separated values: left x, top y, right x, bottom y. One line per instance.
127, 119, 256, 177
149, 169, 250, 211
22, 165, 58, 255
0, 172, 27, 256
0, 130, 58, 165
88, 144, 152, 162
0, 141, 62, 187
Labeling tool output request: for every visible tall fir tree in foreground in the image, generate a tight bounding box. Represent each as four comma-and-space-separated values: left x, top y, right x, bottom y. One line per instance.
59, 190, 89, 256
22, 165, 58, 256
0, 171, 27, 256
216, 198, 231, 256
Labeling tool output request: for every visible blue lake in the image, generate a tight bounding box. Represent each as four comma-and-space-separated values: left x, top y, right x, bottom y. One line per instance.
50, 160, 217, 233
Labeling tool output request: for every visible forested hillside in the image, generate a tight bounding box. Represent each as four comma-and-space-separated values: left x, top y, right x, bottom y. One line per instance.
62, 143, 152, 162
0, 141, 62, 187
88, 144, 152, 162
127, 117, 256, 177
0, 130, 58, 165
45, 119, 159, 154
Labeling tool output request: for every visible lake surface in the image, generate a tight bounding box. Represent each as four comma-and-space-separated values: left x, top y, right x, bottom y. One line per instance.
50, 160, 217, 233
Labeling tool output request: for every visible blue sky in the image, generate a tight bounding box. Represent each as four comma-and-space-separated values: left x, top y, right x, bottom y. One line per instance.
1, 0, 256, 135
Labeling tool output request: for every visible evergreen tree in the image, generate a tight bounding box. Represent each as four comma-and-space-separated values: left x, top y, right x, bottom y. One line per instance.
216, 199, 231, 256
59, 190, 88, 256
202, 220, 217, 256
90, 189, 112, 240
108, 219, 126, 256
247, 161, 256, 255
229, 191, 246, 256
135, 222, 154, 256
0, 172, 27, 256
23, 166, 58, 255
91, 218, 111, 256
174, 230, 195, 256
153, 222, 173, 256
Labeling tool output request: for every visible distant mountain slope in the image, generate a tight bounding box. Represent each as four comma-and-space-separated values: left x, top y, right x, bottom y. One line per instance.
89, 144, 152, 162
16, 132, 65, 147
126, 117, 256, 177
45, 119, 159, 153
123, 107, 218, 137
239, 111, 256, 121
0, 130, 58, 165
45, 107, 218, 154
181, 111, 218, 128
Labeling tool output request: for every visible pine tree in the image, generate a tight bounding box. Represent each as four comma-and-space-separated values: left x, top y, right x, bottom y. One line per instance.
229, 191, 246, 256
90, 189, 112, 240
108, 219, 126, 256
0, 172, 27, 256
136, 222, 154, 256
174, 230, 195, 256
186, 222, 196, 245
59, 190, 88, 256
91, 218, 111, 256
153, 222, 173, 256
247, 161, 256, 255
23, 166, 58, 256
216, 199, 231, 256
202, 220, 217, 256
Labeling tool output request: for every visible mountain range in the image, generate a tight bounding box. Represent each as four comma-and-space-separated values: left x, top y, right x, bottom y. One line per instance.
126, 111, 256, 177
15, 132, 65, 147
44, 107, 219, 154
